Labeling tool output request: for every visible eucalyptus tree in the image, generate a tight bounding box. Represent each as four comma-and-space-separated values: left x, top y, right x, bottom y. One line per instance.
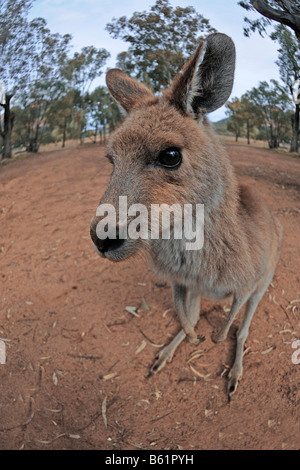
226, 95, 263, 143
271, 24, 300, 152
226, 98, 245, 142
106, 0, 216, 92
63, 46, 110, 144
18, 17, 72, 152
0, 0, 72, 156
46, 90, 75, 148
0, 0, 34, 158
239, 0, 300, 40
247, 79, 292, 148
85, 86, 122, 143
239, 2, 299, 151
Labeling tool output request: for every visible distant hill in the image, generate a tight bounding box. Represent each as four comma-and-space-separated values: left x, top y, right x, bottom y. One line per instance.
212, 117, 231, 135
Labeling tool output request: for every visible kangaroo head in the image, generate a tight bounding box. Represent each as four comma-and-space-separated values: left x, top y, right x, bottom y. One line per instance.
90, 33, 236, 261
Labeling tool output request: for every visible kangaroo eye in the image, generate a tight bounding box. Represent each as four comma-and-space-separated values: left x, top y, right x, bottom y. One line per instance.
157, 147, 182, 169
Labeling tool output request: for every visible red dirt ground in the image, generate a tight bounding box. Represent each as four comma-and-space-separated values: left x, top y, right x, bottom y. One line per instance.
0, 141, 299, 450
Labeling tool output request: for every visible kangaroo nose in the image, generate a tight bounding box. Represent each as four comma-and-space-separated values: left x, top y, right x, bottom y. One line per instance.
90, 217, 125, 254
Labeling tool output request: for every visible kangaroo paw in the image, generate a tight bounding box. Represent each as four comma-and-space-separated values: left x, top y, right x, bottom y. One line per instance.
187, 333, 205, 346
147, 329, 186, 377
227, 365, 243, 401
211, 326, 227, 343
148, 346, 174, 377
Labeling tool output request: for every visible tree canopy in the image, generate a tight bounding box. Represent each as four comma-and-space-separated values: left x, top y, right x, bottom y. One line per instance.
270, 24, 300, 151
0, 0, 112, 158
1, 0, 298, 158
106, 0, 216, 92
225, 79, 293, 148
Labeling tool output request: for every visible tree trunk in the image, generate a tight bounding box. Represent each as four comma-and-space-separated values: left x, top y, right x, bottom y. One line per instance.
62, 118, 67, 148
33, 123, 40, 153
26, 124, 40, 153
1, 94, 14, 160
80, 119, 84, 145
94, 122, 98, 144
268, 123, 279, 149
247, 120, 250, 144
290, 103, 299, 153
269, 137, 279, 149
26, 140, 39, 153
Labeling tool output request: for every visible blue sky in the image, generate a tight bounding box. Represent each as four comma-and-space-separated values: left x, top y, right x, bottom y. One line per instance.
29, 0, 282, 121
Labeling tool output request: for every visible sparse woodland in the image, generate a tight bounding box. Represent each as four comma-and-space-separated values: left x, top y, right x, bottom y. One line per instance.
0, 0, 299, 160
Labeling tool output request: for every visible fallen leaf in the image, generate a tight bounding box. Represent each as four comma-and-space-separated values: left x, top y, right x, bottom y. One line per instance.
187, 352, 204, 364
52, 372, 58, 386
141, 298, 150, 310
261, 347, 274, 355
102, 372, 117, 381
125, 306, 139, 317
135, 340, 147, 354
189, 364, 211, 379
102, 396, 107, 428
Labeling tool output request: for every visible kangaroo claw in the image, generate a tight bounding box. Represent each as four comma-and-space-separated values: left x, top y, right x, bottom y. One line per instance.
227, 365, 243, 400
148, 346, 174, 377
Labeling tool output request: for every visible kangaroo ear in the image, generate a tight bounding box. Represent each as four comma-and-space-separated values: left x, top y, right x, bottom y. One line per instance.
166, 33, 236, 117
106, 69, 155, 114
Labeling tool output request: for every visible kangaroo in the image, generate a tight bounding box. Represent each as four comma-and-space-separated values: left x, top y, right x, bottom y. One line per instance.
90, 33, 283, 399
